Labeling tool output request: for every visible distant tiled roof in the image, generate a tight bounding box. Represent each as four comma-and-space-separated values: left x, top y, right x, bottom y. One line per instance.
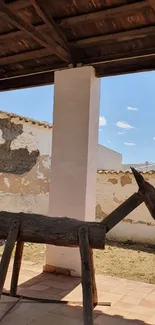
97, 170, 155, 175
0, 110, 52, 129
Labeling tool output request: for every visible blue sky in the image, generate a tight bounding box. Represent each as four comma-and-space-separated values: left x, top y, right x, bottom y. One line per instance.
0, 71, 155, 164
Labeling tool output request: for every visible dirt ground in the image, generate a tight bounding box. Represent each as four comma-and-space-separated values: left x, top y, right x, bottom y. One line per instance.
1, 240, 155, 284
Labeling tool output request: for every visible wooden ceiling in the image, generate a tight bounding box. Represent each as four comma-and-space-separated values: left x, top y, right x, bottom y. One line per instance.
0, 0, 155, 91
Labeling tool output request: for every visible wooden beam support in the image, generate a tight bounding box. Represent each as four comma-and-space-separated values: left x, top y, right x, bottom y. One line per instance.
0, 71, 54, 92
32, 0, 69, 50
58, 1, 148, 27
81, 46, 155, 66
10, 241, 24, 297
0, 1, 71, 62
0, 48, 54, 65
1, 62, 67, 79
0, 219, 20, 297
0, 24, 46, 42
78, 226, 94, 325
73, 25, 155, 48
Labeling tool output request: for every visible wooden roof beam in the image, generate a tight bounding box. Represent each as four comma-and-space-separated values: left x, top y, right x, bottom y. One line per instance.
1, 62, 67, 79
31, 0, 69, 50
0, 24, 46, 42
0, 48, 54, 66
0, 72, 54, 92
0, 1, 71, 62
80, 46, 155, 67
58, 1, 148, 27
72, 25, 155, 47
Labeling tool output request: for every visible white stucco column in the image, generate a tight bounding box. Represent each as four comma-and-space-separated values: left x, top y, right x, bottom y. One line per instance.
45, 66, 100, 276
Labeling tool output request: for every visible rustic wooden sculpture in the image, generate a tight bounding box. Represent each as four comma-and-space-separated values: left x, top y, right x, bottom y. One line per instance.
0, 168, 155, 325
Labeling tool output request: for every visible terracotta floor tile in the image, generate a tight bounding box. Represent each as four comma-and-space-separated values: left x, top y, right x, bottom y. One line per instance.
97, 291, 123, 303
28, 312, 83, 325
95, 314, 131, 325
3, 260, 155, 325
111, 285, 130, 295
105, 307, 129, 317
53, 304, 83, 320
127, 290, 148, 299
97, 284, 116, 292
135, 284, 155, 294
120, 295, 142, 305
28, 284, 49, 291
41, 279, 78, 290
126, 312, 150, 322
139, 298, 155, 309
148, 315, 155, 324
112, 301, 133, 312
131, 305, 155, 316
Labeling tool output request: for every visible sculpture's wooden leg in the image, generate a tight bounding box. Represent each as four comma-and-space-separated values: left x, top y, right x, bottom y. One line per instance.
78, 226, 94, 325
10, 241, 24, 296
89, 248, 98, 307
0, 219, 20, 297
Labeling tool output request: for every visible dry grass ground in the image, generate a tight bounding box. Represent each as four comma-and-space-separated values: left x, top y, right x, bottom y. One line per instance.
1, 240, 155, 284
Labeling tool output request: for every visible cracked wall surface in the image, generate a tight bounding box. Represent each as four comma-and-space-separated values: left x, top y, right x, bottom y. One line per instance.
97, 171, 155, 244
0, 112, 51, 215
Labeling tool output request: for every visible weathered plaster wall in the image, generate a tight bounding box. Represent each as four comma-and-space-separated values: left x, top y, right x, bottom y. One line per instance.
0, 112, 51, 215
1, 111, 154, 245
96, 171, 155, 244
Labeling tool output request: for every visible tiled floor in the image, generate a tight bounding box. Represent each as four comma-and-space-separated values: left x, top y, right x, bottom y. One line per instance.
1, 261, 155, 324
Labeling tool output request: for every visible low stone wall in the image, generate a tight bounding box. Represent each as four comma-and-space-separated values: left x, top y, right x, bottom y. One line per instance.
96, 171, 155, 245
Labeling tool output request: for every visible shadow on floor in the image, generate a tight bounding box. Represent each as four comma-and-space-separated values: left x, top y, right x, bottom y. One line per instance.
0, 296, 152, 325
1, 272, 153, 324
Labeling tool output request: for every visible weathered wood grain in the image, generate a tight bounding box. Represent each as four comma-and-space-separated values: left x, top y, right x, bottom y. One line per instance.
0, 219, 20, 296
78, 226, 94, 325
0, 211, 106, 249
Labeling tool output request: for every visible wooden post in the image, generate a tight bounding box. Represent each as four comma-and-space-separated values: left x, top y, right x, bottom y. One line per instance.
0, 219, 20, 297
10, 241, 24, 296
78, 226, 94, 325
89, 248, 98, 307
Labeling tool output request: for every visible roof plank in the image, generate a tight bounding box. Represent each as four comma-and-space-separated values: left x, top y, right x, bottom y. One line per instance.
0, 71, 54, 92
73, 25, 155, 47
0, 0, 71, 62
0, 48, 53, 65
58, 1, 148, 27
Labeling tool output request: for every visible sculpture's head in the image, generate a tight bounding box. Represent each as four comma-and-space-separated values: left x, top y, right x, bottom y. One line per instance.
131, 167, 155, 220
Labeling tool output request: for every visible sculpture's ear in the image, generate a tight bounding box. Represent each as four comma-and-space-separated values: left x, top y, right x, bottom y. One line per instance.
130, 167, 144, 188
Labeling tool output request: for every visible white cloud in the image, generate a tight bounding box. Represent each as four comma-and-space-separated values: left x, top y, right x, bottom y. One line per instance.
153, 137, 155, 140
116, 121, 134, 129
127, 106, 138, 111
124, 142, 136, 146
108, 140, 111, 143
99, 116, 107, 126
118, 131, 125, 135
